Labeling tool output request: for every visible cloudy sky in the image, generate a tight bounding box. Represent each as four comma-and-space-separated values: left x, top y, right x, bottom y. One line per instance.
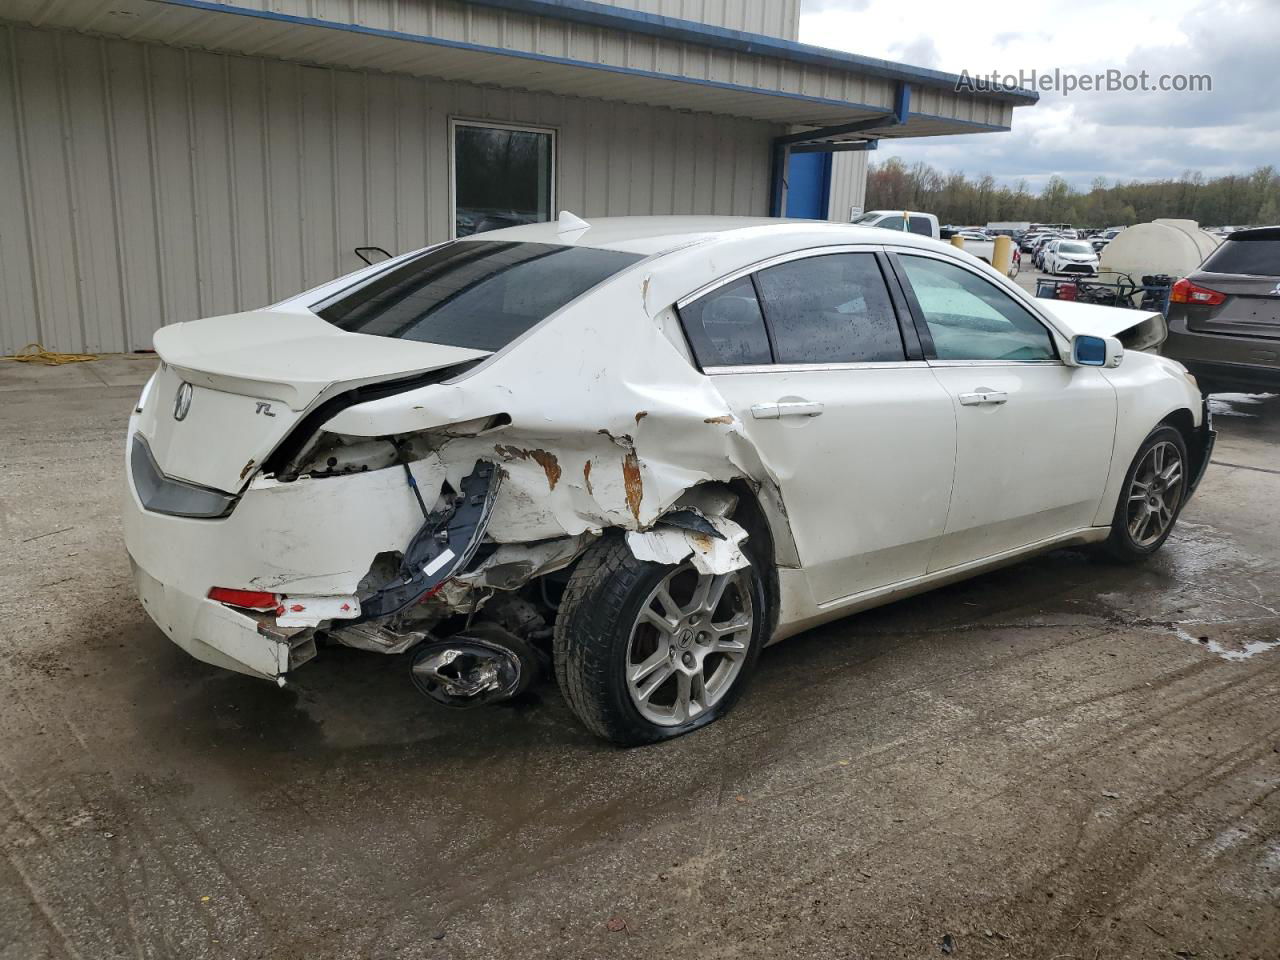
797, 0, 1279, 189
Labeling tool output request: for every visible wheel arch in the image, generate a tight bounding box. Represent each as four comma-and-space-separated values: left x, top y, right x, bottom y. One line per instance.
1159, 405, 1212, 491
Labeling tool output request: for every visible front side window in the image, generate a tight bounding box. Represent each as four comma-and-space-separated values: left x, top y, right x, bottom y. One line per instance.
753, 254, 905, 363
898, 255, 1056, 361
677, 277, 772, 368
453, 121, 554, 238
316, 241, 643, 351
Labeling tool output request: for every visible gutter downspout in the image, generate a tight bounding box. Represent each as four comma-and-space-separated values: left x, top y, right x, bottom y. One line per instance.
770, 81, 911, 217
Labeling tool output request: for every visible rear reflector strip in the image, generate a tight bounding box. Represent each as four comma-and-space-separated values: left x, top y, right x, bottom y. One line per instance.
208, 587, 279, 611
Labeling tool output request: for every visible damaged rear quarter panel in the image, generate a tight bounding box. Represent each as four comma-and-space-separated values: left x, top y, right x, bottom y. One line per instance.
319, 258, 784, 548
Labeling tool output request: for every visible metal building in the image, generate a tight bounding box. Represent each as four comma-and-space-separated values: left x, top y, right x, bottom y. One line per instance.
0, 0, 1035, 354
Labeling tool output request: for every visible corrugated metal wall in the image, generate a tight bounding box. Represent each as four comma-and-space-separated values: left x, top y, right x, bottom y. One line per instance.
827, 151, 868, 222
595, 0, 801, 39
0, 24, 778, 354
82, 0, 900, 125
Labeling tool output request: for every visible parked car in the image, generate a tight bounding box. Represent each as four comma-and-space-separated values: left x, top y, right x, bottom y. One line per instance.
123, 216, 1212, 745
853, 209, 940, 239
1034, 236, 1061, 270
1164, 226, 1280, 391
1046, 239, 1101, 276
1021, 232, 1050, 253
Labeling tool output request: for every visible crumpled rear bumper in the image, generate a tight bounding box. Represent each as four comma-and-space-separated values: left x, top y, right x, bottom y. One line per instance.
130, 555, 307, 680
122, 420, 446, 679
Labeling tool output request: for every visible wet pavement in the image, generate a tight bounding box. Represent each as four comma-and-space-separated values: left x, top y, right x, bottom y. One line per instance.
1, 357, 1278, 959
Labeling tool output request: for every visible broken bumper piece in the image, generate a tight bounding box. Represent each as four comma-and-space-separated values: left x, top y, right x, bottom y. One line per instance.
130, 556, 316, 682
355, 459, 502, 621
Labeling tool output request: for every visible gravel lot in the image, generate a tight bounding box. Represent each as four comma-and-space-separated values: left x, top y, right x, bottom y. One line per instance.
1, 355, 1277, 960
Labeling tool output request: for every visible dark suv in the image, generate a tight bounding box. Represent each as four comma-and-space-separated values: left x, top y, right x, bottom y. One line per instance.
1164, 227, 1280, 392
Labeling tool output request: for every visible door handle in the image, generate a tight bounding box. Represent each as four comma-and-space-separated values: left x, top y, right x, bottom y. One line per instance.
751, 400, 825, 419
958, 390, 1008, 406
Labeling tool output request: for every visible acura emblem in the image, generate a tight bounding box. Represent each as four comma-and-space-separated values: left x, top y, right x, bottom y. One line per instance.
173, 381, 193, 421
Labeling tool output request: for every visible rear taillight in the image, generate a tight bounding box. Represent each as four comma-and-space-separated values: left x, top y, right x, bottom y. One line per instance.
1171, 277, 1226, 306
208, 587, 280, 612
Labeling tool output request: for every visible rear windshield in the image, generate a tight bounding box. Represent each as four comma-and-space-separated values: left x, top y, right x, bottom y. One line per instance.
315, 240, 645, 350
1201, 236, 1280, 277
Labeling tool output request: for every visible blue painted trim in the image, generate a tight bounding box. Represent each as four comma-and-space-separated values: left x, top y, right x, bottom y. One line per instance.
769, 141, 787, 218
466, 0, 1037, 105
152, 0, 945, 121
893, 83, 911, 124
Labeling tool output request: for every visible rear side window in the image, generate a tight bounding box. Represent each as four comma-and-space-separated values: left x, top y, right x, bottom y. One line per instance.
1201, 235, 1280, 276
315, 240, 644, 351
754, 254, 905, 363
678, 277, 773, 367
908, 216, 934, 236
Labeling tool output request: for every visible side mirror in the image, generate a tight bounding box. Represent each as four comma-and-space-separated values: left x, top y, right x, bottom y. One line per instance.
1069, 334, 1123, 368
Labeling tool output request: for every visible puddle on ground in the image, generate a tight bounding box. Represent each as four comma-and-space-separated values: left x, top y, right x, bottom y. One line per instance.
1173, 623, 1280, 662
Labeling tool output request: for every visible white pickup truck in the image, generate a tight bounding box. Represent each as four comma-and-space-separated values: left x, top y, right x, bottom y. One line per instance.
852, 210, 1018, 277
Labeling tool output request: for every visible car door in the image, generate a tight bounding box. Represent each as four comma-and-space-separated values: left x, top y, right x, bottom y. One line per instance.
888, 250, 1117, 571
677, 248, 957, 605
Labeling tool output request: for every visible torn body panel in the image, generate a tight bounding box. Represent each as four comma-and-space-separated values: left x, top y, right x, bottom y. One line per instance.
626, 514, 751, 576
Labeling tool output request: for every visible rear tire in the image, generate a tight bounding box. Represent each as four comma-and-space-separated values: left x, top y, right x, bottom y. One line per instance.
1104, 425, 1189, 562
553, 535, 766, 746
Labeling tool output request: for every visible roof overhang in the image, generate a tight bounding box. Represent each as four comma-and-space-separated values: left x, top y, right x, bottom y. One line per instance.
5, 0, 1036, 138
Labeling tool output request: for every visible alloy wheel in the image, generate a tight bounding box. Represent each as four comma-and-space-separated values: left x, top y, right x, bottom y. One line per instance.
1126, 440, 1185, 547
624, 564, 754, 726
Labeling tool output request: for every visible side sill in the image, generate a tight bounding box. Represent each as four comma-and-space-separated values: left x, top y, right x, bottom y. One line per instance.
771, 526, 1110, 643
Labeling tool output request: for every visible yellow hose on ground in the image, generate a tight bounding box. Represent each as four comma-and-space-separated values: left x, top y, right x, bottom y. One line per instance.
2, 343, 98, 365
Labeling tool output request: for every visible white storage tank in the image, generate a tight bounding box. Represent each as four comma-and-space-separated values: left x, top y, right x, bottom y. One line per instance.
1099, 219, 1222, 280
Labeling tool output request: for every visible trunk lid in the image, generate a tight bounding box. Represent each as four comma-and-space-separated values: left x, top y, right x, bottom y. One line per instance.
140, 310, 487, 493
1184, 270, 1280, 340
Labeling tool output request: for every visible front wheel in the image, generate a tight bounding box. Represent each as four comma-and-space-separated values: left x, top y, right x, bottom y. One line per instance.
1104, 425, 1189, 561
553, 535, 766, 746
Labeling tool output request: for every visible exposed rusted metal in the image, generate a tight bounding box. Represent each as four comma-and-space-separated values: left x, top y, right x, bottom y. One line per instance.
494, 444, 562, 490
622, 449, 644, 523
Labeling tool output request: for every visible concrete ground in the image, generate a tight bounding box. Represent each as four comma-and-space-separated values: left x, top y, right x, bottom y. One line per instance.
1, 354, 1278, 960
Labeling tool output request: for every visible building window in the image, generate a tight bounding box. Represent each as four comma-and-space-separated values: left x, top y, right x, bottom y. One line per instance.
451, 120, 555, 238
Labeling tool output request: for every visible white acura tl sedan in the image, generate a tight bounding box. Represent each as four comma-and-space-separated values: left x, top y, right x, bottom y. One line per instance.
123, 216, 1213, 745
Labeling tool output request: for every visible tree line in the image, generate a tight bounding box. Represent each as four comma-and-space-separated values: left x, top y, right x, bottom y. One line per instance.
864, 158, 1280, 228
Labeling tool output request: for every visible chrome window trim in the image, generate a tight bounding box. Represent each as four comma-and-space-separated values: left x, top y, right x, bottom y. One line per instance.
703, 360, 929, 375
927, 359, 1064, 368
675, 244, 885, 311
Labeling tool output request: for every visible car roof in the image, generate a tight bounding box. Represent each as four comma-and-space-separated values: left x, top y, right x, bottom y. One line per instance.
1222, 226, 1280, 242
460, 215, 944, 257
